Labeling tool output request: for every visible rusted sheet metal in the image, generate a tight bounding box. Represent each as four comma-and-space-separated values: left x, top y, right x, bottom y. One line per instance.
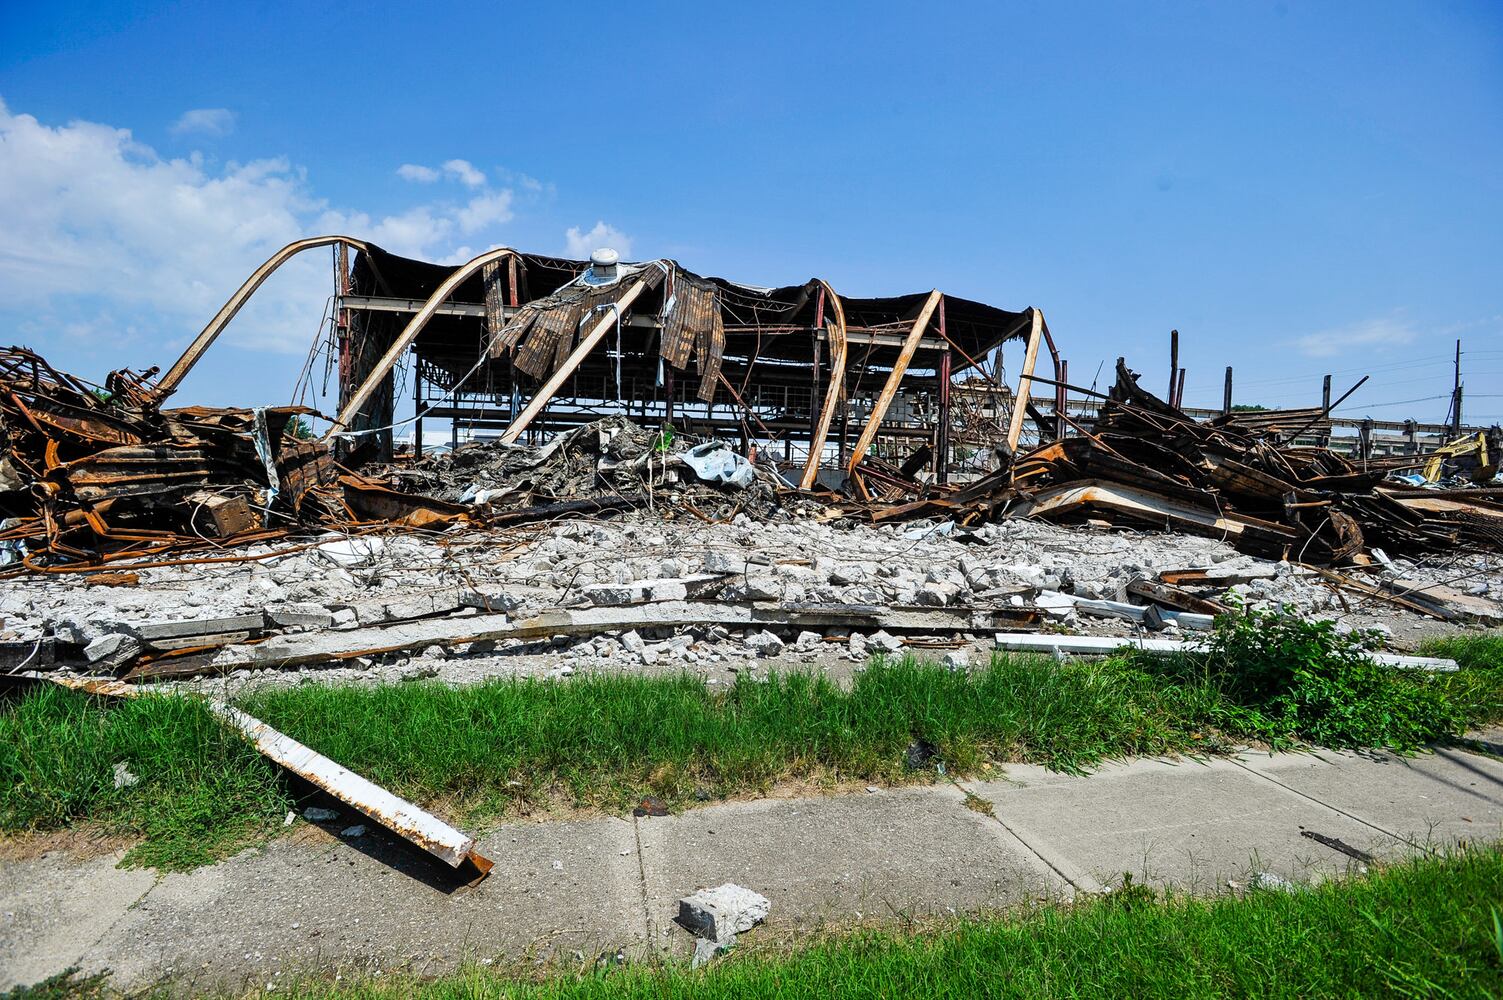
863, 356, 1503, 565
0, 344, 345, 570
1013, 480, 1297, 554
31, 672, 494, 879
339, 475, 471, 527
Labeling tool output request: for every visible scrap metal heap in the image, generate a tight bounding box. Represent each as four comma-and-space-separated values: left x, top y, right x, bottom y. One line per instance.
0, 347, 342, 570
881, 360, 1503, 563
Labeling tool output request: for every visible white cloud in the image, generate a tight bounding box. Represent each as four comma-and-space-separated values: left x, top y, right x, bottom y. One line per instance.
170, 107, 235, 137
396, 163, 439, 183
457, 191, 514, 234
1291, 315, 1418, 358
442, 159, 486, 187
565, 221, 633, 260
0, 97, 519, 363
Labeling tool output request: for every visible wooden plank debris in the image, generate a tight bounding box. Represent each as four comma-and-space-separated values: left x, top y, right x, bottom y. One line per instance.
28, 673, 493, 881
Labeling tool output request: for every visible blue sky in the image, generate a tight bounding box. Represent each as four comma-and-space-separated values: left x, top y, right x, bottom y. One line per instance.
1, 1, 1500, 424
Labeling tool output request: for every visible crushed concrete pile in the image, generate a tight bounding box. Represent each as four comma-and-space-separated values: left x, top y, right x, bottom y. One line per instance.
6, 508, 1495, 690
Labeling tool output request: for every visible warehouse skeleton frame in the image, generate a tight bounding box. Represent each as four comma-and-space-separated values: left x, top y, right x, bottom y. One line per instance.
156, 238, 1061, 490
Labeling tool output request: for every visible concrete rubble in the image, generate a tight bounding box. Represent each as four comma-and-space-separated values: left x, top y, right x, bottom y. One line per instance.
2, 506, 1495, 692
678, 882, 771, 967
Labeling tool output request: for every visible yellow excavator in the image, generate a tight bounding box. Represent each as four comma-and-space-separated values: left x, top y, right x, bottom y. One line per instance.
1423, 429, 1499, 483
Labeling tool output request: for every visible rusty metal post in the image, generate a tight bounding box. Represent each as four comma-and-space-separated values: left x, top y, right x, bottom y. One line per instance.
1174, 368, 1187, 410
1056, 358, 1069, 440
936, 350, 952, 487
809, 287, 825, 464
1322, 374, 1333, 446
413, 365, 424, 459
336, 243, 351, 392
1168, 329, 1179, 401
1222, 367, 1233, 415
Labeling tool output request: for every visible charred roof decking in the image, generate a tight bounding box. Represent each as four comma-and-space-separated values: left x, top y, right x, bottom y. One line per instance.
338, 244, 1040, 482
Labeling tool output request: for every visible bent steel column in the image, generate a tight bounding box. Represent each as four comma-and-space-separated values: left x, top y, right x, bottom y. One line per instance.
846, 289, 942, 475
326, 246, 518, 437
799, 280, 848, 489
1005, 308, 1044, 452
158, 236, 371, 397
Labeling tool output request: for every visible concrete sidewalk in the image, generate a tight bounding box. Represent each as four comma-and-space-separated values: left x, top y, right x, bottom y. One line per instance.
4, 744, 1502, 993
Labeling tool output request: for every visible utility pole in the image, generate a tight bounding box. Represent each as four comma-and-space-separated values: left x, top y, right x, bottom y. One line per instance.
1452, 338, 1463, 438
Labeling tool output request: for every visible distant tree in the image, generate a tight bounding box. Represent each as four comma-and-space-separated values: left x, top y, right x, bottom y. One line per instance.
1231, 403, 1268, 412
285, 416, 314, 440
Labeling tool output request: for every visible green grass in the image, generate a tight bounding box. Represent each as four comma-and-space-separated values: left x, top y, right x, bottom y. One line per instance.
232, 847, 1503, 999
0, 684, 288, 870
4, 620, 1503, 870
1424, 632, 1503, 673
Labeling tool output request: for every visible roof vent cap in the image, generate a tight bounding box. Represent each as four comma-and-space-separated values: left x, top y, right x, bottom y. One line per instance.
584, 247, 620, 286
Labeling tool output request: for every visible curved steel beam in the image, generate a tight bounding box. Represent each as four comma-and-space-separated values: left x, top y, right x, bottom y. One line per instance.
799, 279, 847, 490
157, 235, 371, 396
327, 246, 519, 437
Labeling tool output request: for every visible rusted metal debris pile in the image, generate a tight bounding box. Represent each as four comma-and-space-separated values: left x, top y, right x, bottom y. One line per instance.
0, 344, 826, 574
874, 361, 1503, 565
0, 346, 345, 571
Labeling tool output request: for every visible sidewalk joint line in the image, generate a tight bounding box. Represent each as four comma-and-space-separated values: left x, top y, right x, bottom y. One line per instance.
1227, 756, 1433, 855
629, 814, 658, 951
948, 777, 1104, 894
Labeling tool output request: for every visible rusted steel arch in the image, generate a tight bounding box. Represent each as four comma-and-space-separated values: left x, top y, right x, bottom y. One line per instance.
798, 278, 848, 490
326, 245, 519, 437
158, 235, 372, 397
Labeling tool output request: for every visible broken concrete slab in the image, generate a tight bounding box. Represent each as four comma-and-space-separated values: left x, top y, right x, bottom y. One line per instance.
84, 633, 142, 669
345, 591, 465, 627
678, 883, 770, 942
168, 601, 1034, 678
581, 574, 729, 607
265, 603, 336, 629
1381, 579, 1503, 626
131, 614, 266, 643
991, 632, 1459, 670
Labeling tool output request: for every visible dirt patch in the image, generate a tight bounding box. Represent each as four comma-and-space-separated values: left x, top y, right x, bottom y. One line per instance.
0, 824, 136, 864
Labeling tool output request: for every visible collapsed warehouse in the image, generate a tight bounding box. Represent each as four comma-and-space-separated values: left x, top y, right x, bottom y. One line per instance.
3, 237, 1501, 876
1, 235, 1498, 572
